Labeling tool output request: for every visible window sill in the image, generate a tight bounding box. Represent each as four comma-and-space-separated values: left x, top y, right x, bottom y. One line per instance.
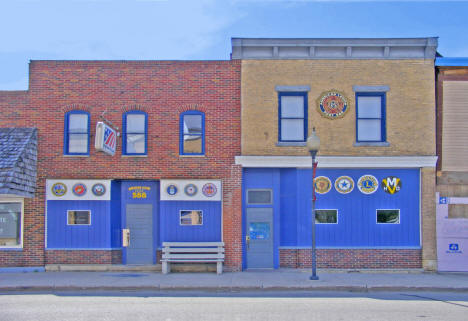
0, 247, 23, 251
121, 155, 148, 157
354, 142, 390, 147
276, 142, 306, 147
63, 154, 89, 157
179, 155, 206, 158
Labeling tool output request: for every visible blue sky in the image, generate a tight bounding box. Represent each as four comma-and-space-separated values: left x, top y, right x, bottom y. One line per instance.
1, 0, 468, 90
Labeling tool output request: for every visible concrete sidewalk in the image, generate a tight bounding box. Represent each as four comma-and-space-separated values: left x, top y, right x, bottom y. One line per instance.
1, 269, 468, 292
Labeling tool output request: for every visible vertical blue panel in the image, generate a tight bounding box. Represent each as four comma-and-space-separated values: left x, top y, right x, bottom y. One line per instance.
47, 200, 111, 248
110, 181, 122, 248
159, 201, 221, 243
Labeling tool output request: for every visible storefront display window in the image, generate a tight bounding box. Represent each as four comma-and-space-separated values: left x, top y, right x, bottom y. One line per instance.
0, 202, 22, 247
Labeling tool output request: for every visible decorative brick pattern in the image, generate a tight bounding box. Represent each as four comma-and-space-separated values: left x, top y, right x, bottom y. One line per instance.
280, 249, 422, 269
46, 250, 122, 265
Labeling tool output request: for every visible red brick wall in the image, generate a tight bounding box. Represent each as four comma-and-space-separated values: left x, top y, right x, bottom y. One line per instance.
280, 249, 422, 269
0, 60, 242, 270
46, 250, 122, 265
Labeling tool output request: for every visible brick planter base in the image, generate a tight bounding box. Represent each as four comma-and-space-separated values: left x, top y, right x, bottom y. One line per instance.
280, 248, 422, 269
46, 250, 122, 265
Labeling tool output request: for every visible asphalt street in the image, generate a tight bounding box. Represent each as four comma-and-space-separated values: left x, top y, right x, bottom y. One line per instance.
1, 291, 468, 321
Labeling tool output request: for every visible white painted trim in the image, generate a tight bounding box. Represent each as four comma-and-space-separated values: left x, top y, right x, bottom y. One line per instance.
235, 156, 438, 168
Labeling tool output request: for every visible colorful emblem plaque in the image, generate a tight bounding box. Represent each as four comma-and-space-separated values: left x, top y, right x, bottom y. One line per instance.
357, 175, 379, 194
314, 176, 332, 194
317, 90, 349, 119
202, 183, 217, 197
166, 184, 178, 196
51, 182, 67, 197
381, 176, 402, 195
91, 183, 106, 196
184, 183, 198, 197
72, 183, 87, 196
335, 176, 354, 194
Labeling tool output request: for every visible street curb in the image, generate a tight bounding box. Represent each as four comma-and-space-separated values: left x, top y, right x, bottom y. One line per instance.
2, 286, 468, 293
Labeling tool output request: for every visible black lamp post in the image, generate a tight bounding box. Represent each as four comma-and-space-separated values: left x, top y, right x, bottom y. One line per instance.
307, 127, 320, 280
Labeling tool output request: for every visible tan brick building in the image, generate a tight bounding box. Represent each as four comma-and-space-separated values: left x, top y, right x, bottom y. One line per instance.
234, 38, 438, 270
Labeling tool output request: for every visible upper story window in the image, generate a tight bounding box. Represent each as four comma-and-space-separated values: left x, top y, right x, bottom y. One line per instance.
180, 110, 205, 155
64, 111, 90, 155
278, 92, 308, 142
356, 92, 386, 142
123, 111, 147, 155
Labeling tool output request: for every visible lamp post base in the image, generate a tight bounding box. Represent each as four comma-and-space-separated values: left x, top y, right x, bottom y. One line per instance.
309, 275, 319, 281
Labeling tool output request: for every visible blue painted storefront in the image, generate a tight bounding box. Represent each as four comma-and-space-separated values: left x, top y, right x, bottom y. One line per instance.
243, 168, 420, 268
46, 180, 222, 264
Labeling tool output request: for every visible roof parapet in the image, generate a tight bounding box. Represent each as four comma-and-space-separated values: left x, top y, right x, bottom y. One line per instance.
231, 37, 438, 60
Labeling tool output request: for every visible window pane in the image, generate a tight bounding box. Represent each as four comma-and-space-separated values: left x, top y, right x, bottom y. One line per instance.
281, 119, 304, 141
183, 115, 202, 135
377, 210, 400, 224
126, 114, 146, 133
281, 96, 304, 117
68, 133, 88, 153
0, 202, 21, 246
126, 134, 145, 154
247, 190, 272, 204
357, 96, 381, 118
315, 210, 338, 224
68, 210, 91, 225
249, 222, 270, 240
357, 119, 381, 141
69, 114, 88, 132
180, 210, 203, 225
183, 135, 202, 154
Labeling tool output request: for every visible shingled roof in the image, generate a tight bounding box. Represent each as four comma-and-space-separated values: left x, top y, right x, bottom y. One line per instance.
0, 128, 37, 198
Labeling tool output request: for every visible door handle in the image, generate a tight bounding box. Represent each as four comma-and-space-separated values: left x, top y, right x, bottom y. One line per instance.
246, 235, 250, 249
122, 229, 130, 247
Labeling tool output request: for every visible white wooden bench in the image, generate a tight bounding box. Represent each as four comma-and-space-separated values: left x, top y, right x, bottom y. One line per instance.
161, 242, 225, 275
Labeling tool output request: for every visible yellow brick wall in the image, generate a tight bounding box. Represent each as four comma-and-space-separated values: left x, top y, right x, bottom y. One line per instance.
241, 59, 436, 156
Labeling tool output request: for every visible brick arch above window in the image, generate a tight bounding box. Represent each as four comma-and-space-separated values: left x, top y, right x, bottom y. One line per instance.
178, 104, 208, 114
121, 105, 148, 114
62, 104, 91, 113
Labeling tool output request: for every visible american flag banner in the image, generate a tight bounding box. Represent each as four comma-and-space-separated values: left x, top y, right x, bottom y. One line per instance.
95, 122, 117, 156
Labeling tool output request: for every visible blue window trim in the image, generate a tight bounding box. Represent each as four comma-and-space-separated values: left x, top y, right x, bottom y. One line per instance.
355, 92, 386, 143
179, 110, 205, 156
278, 92, 308, 142
122, 111, 148, 155
64, 110, 90, 155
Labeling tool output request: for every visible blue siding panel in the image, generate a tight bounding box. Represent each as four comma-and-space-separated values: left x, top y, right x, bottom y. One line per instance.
243, 168, 420, 249
160, 201, 221, 243
110, 181, 122, 248
47, 200, 111, 248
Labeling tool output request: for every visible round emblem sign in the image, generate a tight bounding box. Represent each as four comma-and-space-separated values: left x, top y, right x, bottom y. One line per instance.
72, 183, 87, 197
202, 183, 217, 197
381, 176, 402, 195
317, 90, 349, 119
166, 184, 178, 196
335, 176, 354, 194
357, 175, 379, 194
314, 176, 332, 194
184, 183, 198, 197
91, 183, 106, 197
51, 182, 67, 197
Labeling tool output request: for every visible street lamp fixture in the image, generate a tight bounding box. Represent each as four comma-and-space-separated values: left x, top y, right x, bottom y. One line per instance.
307, 127, 320, 280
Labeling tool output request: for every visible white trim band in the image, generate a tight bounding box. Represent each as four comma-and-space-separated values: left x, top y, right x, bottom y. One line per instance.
235, 156, 438, 168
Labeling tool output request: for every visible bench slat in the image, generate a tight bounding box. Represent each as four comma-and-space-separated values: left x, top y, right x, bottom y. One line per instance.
163, 254, 224, 259
163, 248, 224, 253
161, 259, 223, 262
163, 242, 224, 247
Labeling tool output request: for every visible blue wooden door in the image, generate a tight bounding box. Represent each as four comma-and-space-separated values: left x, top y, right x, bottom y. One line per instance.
246, 207, 274, 268
126, 203, 153, 264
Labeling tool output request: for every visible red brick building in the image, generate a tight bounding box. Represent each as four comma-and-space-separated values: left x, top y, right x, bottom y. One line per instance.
0, 60, 242, 271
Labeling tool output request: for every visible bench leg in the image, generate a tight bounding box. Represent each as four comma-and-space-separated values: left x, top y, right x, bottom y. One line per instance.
217, 262, 223, 275
162, 261, 170, 274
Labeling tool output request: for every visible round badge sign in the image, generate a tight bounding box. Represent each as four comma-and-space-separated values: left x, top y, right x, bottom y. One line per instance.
202, 183, 217, 197
357, 175, 379, 194
166, 184, 178, 196
91, 183, 106, 197
72, 183, 87, 197
317, 90, 349, 119
51, 182, 67, 197
335, 176, 354, 194
314, 176, 332, 194
184, 183, 198, 197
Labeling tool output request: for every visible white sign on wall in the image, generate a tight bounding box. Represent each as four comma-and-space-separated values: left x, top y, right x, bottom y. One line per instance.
46, 179, 111, 201
95, 122, 117, 156
160, 180, 222, 201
